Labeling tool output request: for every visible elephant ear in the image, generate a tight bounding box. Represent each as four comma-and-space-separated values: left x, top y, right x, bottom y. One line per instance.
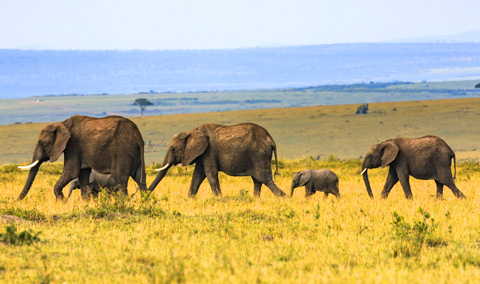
50, 123, 71, 162
298, 170, 312, 187
381, 141, 399, 168
182, 130, 208, 166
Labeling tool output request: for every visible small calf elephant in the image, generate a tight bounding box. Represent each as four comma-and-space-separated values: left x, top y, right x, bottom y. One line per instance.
68, 170, 116, 199
290, 169, 340, 198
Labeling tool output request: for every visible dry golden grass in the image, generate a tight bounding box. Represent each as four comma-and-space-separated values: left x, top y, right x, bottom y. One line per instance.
1, 159, 480, 283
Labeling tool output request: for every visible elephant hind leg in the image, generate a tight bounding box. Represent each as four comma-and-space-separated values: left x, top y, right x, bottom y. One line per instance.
435, 180, 444, 199
435, 166, 465, 199
252, 177, 262, 197
263, 179, 287, 197
110, 173, 129, 196
329, 186, 340, 199
444, 181, 466, 199
398, 174, 413, 200
132, 164, 147, 191
79, 169, 92, 200
205, 170, 222, 197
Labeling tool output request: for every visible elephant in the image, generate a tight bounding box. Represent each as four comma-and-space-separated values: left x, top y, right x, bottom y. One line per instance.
68, 170, 116, 199
290, 169, 340, 198
361, 135, 465, 199
148, 123, 287, 198
17, 115, 146, 201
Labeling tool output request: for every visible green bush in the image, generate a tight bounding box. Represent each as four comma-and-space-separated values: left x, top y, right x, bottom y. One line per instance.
390, 207, 443, 258
0, 224, 41, 245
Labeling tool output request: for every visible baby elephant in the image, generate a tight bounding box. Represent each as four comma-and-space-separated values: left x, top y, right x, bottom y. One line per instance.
68, 170, 117, 199
291, 169, 340, 198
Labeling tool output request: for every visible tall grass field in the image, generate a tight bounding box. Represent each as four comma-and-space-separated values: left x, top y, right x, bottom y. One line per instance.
1, 97, 480, 283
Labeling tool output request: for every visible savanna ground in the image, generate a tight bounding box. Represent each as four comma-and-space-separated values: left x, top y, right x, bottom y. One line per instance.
1, 97, 480, 283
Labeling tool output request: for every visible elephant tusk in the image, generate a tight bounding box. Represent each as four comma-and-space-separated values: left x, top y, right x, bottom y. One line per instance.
18, 160, 40, 170
155, 163, 170, 171
361, 168, 368, 175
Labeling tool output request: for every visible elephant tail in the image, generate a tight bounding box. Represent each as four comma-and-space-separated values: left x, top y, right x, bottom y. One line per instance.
453, 153, 457, 181
273, 144, 280, 179
447, 143, 457, 181
140, 143, 146, 190
133, 141, 147, 192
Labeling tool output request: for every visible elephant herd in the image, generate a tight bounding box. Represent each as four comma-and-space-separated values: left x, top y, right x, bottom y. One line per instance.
16, 115, 466, 201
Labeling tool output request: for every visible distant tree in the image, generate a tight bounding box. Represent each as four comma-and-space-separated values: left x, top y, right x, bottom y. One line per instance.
475, 83, 480, 88
133, 98, 153, 117
356, 103, 369, 114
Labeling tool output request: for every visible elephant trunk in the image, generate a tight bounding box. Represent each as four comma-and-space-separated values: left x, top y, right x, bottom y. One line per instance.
147, 161, 172, 192
290, 182, 296, 197
17, 161, 43, 200
68, 179, 80, 198
361, 158, 374, 199
361, 167, 374, 199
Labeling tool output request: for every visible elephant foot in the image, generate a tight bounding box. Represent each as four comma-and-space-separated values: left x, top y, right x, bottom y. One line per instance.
278, 192, 289, 198
456, 192, 466, 199
55, 194, 67, 203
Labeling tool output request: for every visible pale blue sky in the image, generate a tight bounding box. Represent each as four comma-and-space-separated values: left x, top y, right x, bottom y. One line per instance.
1, 0, 480, 50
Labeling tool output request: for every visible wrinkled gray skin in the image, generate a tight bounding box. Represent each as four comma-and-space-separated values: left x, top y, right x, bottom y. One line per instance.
68, 170, 117, 199
148, 123, 287, 197
361, 135, 465, 200
18, 115, 146, 201
291, 169, 340, 198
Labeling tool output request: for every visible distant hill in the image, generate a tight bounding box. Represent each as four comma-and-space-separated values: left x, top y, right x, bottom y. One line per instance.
1, 80, 480, 125
394, 30, 480, 43
1, 43, 480, 99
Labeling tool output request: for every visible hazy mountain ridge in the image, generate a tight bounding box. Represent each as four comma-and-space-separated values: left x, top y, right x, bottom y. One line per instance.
393, 30, 480, 43
1, 43, 480, 99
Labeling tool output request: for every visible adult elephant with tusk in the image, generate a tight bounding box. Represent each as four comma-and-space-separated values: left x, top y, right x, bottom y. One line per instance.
148, 123, 288, 198
17, 115, 146, 201
361, 135, 465, 200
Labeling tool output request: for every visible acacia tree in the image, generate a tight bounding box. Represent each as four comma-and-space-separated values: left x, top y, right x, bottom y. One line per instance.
356, 103, 369, 114
133, 98, 153, 117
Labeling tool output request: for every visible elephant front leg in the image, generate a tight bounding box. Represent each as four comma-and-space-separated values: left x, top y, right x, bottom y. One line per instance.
381, 167, 399, 199
305, 184, 315, 198
54, 171, 79, 202
189, 164, 206, 197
